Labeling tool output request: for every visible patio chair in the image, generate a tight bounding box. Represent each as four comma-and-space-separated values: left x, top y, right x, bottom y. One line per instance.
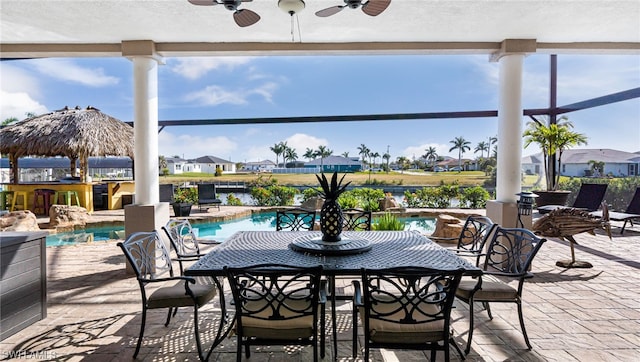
352, 267, 465, 362
537, 183, 608, 214
342, 208, 372, 231
117, 231, 218, 360
430, 215, 496, 266
590, 186, 640, 234
162, 218, 221, 276
275, 207, 316, 231
225, 264, 327, 362
197, 183, 222, 211
455, 226, 547, 354
159, 184, 175, 203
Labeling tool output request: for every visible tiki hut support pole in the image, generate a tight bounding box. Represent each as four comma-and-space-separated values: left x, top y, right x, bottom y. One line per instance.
9, 153, 18, 184
70, 157, 77, 178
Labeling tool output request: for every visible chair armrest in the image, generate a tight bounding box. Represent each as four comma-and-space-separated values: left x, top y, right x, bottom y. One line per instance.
198, 239, 222, 245
351, 280, 363, 307
140, 275, 196, 284
482, 270, 528, 279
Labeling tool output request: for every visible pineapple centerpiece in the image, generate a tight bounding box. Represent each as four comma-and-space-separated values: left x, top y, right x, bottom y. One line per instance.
316, 172, 351, 242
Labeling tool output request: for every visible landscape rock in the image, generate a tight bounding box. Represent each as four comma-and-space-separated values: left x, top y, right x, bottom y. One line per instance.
379, 196, 400, 211
49, 205, 90, 228
430, 214, 463, 243
0, 210, 40, 231
301, 196, 324, 211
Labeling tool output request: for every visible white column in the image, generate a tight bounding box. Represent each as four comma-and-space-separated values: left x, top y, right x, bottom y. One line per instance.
496, 54, 524, 203
132, 57, 159, 205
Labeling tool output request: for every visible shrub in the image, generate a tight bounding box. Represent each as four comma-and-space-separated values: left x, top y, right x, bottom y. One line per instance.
338, 188, 385, 211
249, 185, 297, 206
373, 212, 404, 231
301, 187, 321, 202
459, 186, 490, 209
173, 187, 197, 204
226, 193, 243, 206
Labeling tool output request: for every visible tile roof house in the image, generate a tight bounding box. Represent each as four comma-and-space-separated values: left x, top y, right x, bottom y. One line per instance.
194, 156, 236, 174
243, 160, 276, 172
522, 148, 640, 178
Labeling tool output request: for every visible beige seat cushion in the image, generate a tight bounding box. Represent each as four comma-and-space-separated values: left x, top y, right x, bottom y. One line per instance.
147, 281, 217, 309
238, 297, 315, 340
359, 299, 446, 344
456, 275, 518, 301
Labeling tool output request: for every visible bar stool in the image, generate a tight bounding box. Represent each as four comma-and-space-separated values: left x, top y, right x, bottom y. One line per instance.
0, 190, 14, 211
10, 191, 28, 211
53, 190, 81, 207
34, 189, 56, 215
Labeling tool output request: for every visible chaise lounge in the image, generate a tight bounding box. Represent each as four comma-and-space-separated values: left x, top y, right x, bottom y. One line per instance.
591, 187, 640, 234
197, 183, 222, 211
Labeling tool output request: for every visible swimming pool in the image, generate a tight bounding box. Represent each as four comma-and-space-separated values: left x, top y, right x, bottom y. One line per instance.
45, 212, 436, 247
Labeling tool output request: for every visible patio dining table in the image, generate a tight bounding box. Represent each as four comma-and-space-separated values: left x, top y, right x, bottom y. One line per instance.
185, 230, 482, 359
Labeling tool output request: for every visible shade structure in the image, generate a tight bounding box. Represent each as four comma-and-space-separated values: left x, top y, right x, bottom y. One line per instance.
0, 106, 134, 183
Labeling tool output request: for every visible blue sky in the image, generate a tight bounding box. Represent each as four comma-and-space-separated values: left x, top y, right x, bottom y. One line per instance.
1, 54, 638, 163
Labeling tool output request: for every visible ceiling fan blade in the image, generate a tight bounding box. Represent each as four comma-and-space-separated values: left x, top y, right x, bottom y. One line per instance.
188, 0, 218, 5
315, 6, 344, 17
233, 9, 260, 27
362, 0, 391, 16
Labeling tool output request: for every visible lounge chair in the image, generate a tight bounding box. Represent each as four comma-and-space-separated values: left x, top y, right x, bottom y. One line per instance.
159, 184, 175, 203
197, 183, 222, 211
537, 183, 608, 214
591, 187, 640, 234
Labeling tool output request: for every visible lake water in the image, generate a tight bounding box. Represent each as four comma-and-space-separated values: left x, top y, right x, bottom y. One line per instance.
45, 212, 436, 247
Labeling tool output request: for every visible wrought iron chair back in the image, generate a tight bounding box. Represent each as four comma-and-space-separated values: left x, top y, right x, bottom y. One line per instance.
118, 231, 219, 359
162, 219, 204, 275
225, 264, 326, 361
353, 267, 465, 361
275, 208, 316, 231
342, 208, 372, 231
456, 226, 547, 354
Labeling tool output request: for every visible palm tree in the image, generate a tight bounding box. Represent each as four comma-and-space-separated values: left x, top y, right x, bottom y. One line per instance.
270, 141, 287, 167
423, 146, 438, 170
370, 151, 380, 168
449, 136, 471, 171
382, 152, 391, 173
304, 148, 317, 161
474, 141, 489, 159
396, 156, 410, 173
357, 144, 370, 170
283, 147, 298, 168
523, 116, 587, 190
316, 145, 332, 171
341, 151, 349, 158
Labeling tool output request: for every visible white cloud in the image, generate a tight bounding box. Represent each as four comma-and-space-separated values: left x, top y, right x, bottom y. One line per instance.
170, 57, 253, 80
0, 90, 48, 121
184, 82, 279, 106
158, 131, 237, 160
29, 59, 119, 87
285, 133, 329, 156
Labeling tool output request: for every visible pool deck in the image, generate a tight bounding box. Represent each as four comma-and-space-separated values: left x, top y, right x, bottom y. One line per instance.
3, 206, 639, 361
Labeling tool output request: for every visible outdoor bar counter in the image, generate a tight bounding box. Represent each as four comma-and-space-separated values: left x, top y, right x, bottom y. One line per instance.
5, 180, 135, 213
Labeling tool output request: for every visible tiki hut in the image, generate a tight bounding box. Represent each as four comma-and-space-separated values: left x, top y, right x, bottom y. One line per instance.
0, 106, 134, 183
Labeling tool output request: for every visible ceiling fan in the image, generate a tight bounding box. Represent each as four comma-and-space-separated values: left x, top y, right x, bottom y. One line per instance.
315, 0, 391, 17
188, 0, 260, 27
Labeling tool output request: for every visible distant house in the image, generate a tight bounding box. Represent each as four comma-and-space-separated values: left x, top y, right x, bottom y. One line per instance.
166, 157, 200, 174
304, 155, 362, 173
194, 155, 236, 174
244, 160, 276, 172
522, 148, 640, 177
436, 157, 472, 171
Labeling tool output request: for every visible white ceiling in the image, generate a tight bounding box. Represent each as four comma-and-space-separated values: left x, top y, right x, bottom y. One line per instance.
1, 0, 639, 58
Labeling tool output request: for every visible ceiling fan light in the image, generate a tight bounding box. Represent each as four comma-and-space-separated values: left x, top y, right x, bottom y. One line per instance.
278, 0, 305, 15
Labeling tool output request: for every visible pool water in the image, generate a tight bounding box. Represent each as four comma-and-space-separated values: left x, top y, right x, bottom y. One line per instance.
46, 212, 436, 247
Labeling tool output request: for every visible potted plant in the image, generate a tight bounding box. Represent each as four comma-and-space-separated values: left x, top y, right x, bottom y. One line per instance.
172, 186, 197, 216
523, 116, 588, 207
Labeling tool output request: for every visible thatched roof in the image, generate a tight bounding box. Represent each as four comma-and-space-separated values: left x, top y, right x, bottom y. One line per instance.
0, 106, 134, 159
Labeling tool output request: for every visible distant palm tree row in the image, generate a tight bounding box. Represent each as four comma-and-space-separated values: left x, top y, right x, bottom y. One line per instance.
271, 135, 498, 172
